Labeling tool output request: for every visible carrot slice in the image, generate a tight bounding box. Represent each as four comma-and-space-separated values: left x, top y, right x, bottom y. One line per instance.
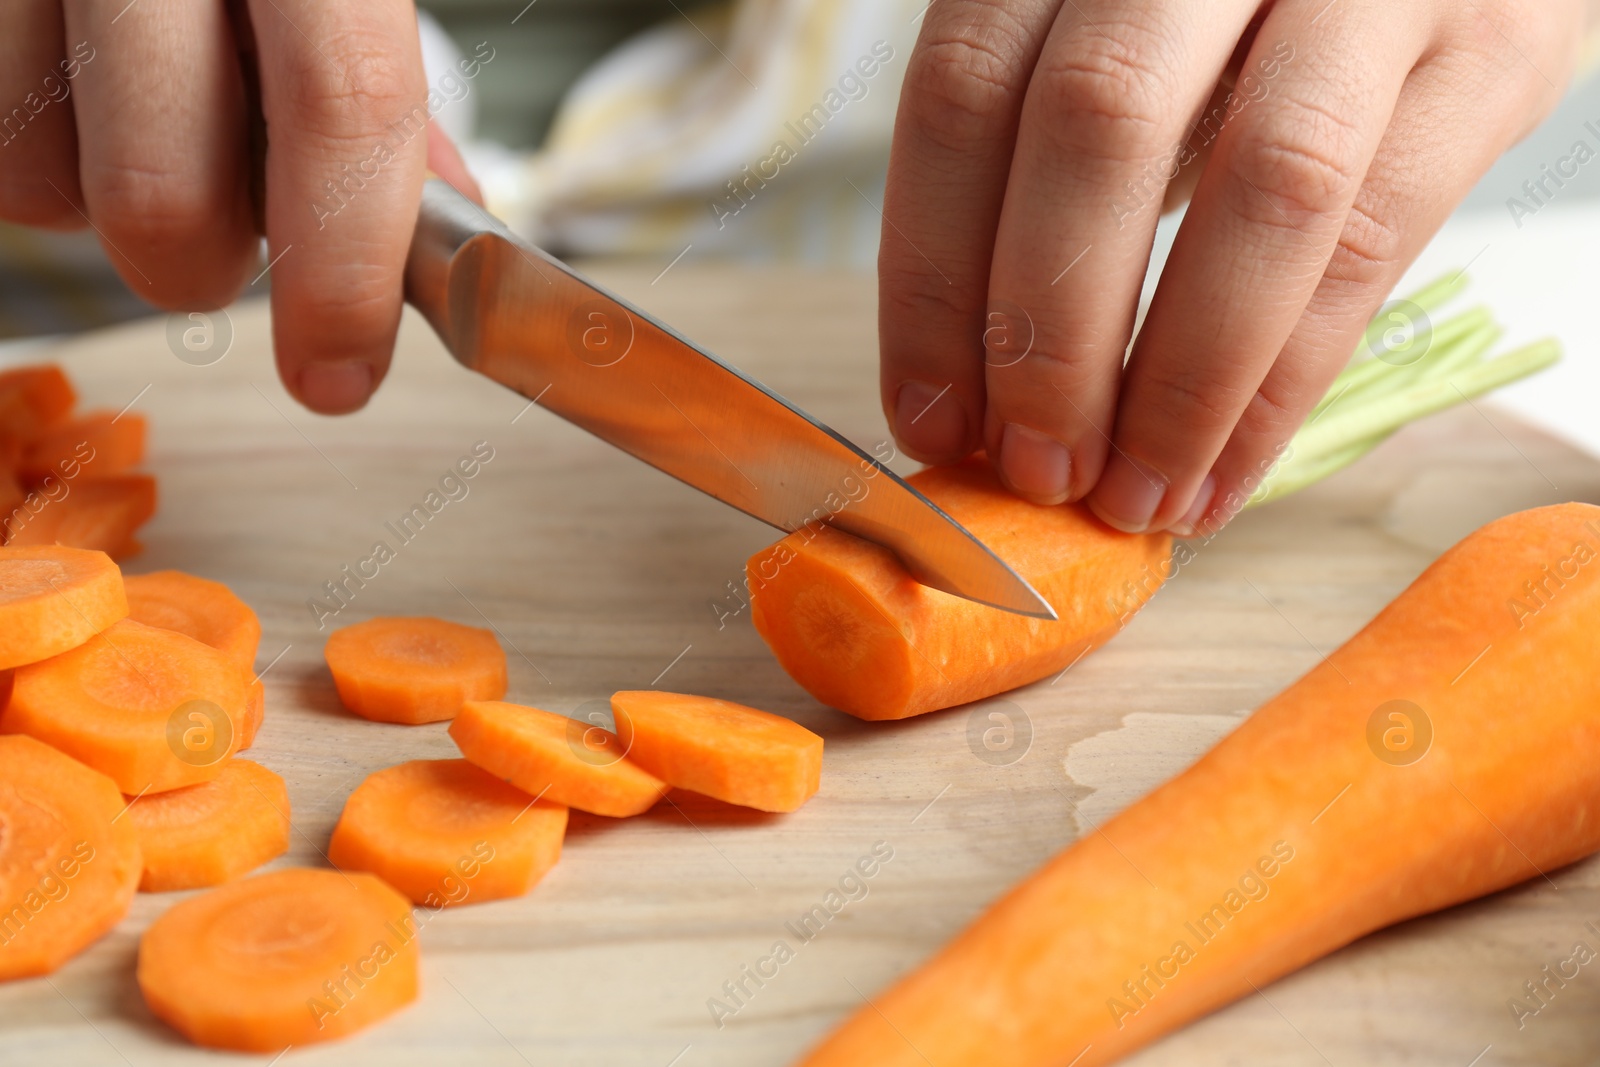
0, 365, 75, 440
128, 759, 290, 892
137, 868, 418, 1051
3, 474, 156, 558
18, 410, 146, 483
0, 544, 127, 669
0, 619, 248, 794
325, 616, 507, 724
329, 758, 567, 907
450, 700, 667, 817
611, 691, 823, 813
798, 502, 1600, 1067
240, 678, 265, 750
749, 457, 1171, 719
124, 570, 261, 671
0, 735, 142, 981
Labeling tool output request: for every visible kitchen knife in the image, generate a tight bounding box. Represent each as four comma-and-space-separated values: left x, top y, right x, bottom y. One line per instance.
403, 179, 1055, 620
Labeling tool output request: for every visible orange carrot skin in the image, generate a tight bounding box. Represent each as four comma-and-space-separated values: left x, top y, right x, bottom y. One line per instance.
749, 458, 1171, 720
612, 690, 823, 813
138, 868, 417, 1050
0, 736, 143, 981
797, 503, 1600, 1067
19, 411, 145, 483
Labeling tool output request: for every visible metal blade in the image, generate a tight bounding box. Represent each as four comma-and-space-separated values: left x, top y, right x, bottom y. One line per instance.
405, 181, 1055, 619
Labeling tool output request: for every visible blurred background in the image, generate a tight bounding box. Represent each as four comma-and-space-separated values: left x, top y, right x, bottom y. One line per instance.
1, 0, 1597, 348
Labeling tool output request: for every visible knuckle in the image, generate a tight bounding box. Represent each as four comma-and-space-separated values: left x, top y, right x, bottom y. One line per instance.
282, 29, 424, 145
1226, 99, 1365, 226
1143, 366, 1246, 431
1029, 32, 1171, 158
84, 161, 215, 246
903, 12, 1031, 146
1327, 196, 1405, 284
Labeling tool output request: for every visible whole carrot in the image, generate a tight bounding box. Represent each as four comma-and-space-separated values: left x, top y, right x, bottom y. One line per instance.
796, 502, 1600, 1066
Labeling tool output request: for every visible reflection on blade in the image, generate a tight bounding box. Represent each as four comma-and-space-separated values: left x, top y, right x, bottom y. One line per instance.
407, 182, 1055, 619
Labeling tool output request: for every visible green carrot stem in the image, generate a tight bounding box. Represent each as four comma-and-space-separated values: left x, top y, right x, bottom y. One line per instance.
1245, 434, 1386, 508
1314, 305, 1493, 416
1289, 339, 1560, 467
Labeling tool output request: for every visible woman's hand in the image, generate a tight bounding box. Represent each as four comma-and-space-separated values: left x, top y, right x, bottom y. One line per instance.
0, 1, 472, 415
881, 0, 1582, 533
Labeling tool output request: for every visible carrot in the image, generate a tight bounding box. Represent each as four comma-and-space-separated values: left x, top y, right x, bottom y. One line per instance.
240, 678, 265, 750
329, 758, 567, 907
124, 570, 261, 671
127, 758, 290, 892
325, 616, 506, 724
798, 502, 1600, 1067
18, 410, 146, 483
0, 735, 142, 981
4, 474, 157, 558
0, 544, 127, 669
0, 365, 75, 441
137, 867, 418, 1051
0, 618, 248, 794
749, 458, 1171, 720
611, 690, 823, 813
450, 700, 666, 817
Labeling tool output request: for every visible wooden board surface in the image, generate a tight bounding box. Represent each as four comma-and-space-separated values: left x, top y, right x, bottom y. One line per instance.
3, 264, 1599, 1067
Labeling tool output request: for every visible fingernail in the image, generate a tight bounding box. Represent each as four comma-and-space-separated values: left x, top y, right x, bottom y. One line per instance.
1089, 453, 1168, 533
1169, 474, 1217, 538
997, 423, 1071, 505
893, 380, 966, 461
298, 361, 374, 414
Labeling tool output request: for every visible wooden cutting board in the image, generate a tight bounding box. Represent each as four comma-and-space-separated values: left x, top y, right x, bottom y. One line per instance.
4, 264, 1599, 1067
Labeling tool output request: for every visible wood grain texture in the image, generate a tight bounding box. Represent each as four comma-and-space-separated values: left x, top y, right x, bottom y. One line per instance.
2, 264, 1598, 1067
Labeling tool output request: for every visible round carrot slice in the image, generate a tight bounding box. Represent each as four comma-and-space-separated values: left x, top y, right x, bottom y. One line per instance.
124, 570, 261, 672
0, 735, 142, 980
0, 544, 127, 670
0, 619, 248, 795
325, 617, 506, 724
137, 868, 418, 1051
128, 759, 291, 892
330, 758, 567, 908
0, 364, 75, 440
451, 700, 666, 817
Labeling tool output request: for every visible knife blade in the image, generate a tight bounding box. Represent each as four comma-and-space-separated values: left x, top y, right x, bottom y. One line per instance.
403, 180, 1055, 620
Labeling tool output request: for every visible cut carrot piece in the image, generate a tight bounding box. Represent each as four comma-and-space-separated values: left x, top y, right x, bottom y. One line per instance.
128, 759, 290, 892
0, 735, 142, 981
124, 570, 261, 671
240, 678, 265, 750
749, 457, 1170, 720
18, 410, 146, 483
326, 616, 506, 724
0, 544, 127, 669
138, 868, 418, 1051
799, 503, 1600, 1067
451, 700, 666, 817
3, 474, 156, 557
0, 365, 75, 440
612, 690, 822, 813
330, 758, 567, 907
0, 619, 248, 794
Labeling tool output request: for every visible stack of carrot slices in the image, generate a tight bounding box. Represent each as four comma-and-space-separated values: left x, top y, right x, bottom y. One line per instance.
0, 364, 155, 557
